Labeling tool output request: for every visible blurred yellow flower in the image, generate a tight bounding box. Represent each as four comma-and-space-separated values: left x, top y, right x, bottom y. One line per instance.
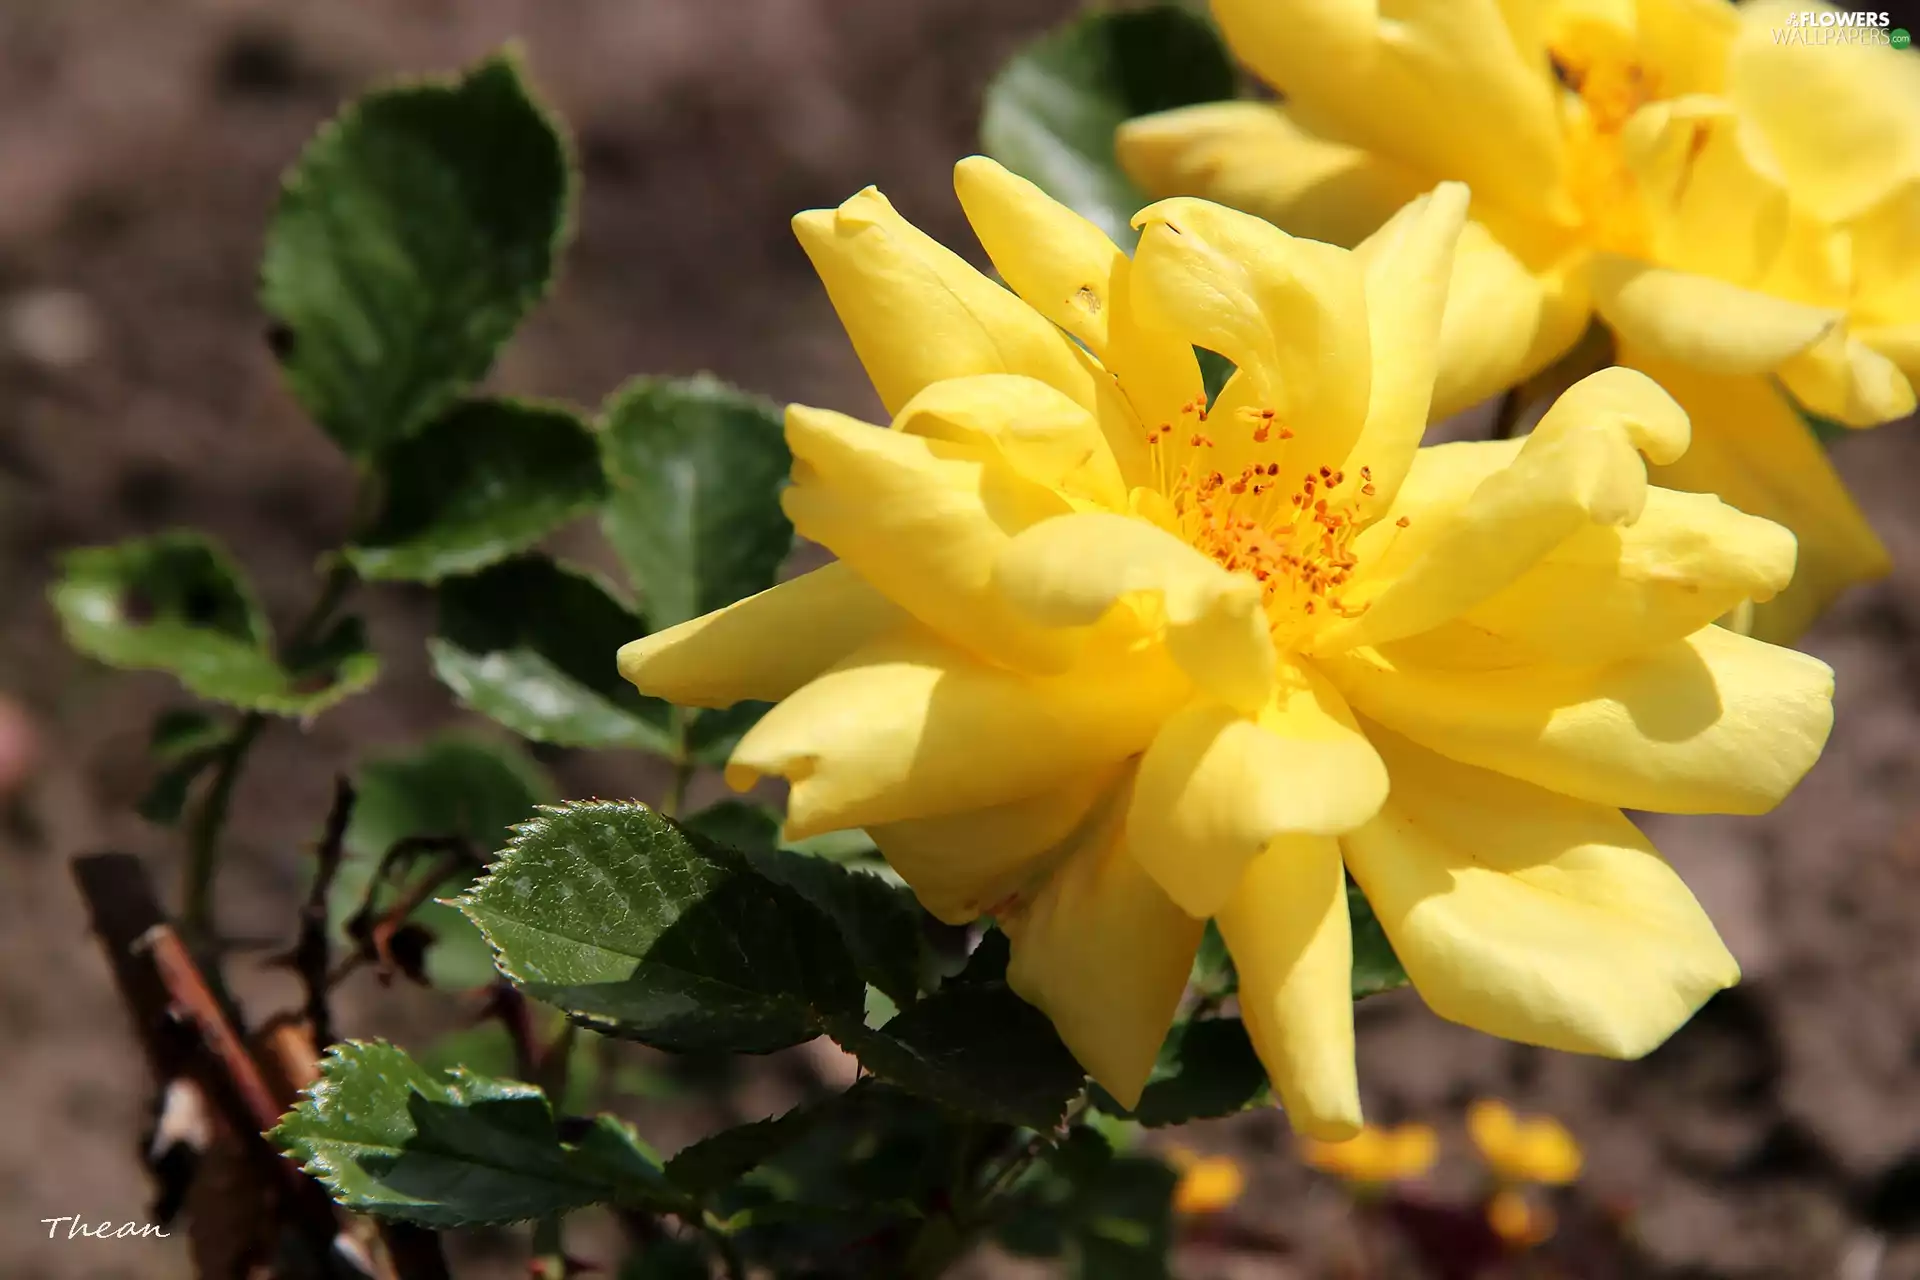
1118, 0, 1919, 639
620, 156, 1833, 1137
1168, 1147, 1247, 1215
1468, 1100, 1585, 1186
1300, 1122, 1439, 1186
1487, 1187, 1558, 1248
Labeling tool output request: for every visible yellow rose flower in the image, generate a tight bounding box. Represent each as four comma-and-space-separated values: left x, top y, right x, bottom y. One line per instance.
1117, 0, 1918, 639
619, 156, 1833, 1138
1467, 1100, 1584, 1186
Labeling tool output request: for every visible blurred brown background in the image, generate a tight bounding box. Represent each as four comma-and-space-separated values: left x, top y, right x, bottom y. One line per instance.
3, 2, 1920, 1277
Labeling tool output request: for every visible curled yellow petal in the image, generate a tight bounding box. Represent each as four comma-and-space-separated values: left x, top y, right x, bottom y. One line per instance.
994, 511, 1272, 713
1324, 367, 1689, 653
1116, 101, 1426, 249
1589, 254, 1837, 375
1209, 0, 1567, 225
1130, 197, 1372, 473
1429, 218, 1592, 421
891, 374, 1127, 510
1622, 343, 1891, 642
1385, 485, 1799, 671
1344, 182, 1472, 511
1341, 726, 1739, 1058
792, 185, 1102, 416
1775, 327, 1917, 429
1003, 775, 1204, 1110
617, 561, 904, 708
1125, 666, 1386, 918
868, 769, 1117, 926
728, 625, 1186, 839
1321, 625, 1834, 817
783, 403, 1079, 673
1217, 834, 1361, 1140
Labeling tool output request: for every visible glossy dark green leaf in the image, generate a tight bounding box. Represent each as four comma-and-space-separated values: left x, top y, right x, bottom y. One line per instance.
273, 1040, 679, 1227
50, 532, 377, 716
1349, 877, 1410, 998
329, 734, 555, 988
748, 847, 925, 1007
261, 53, 574, 456
429, 555, 672, 750
598, 375, 793, 630
680, 800, 782, 853
347, 399, 606, 582
1092, 1017, 1267, 1127
458, 802, 867, 1053
830, 980, 1085, 1130
981, 4, 1236, 245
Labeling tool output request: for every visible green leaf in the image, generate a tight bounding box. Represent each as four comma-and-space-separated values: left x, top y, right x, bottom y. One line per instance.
429, 555, 673, 750
664, 1100, 833, 1198
747, 847, 926, 1007
680, 800, 782, 853
1349, 877, 1410, 998
1093, 1017, 1267, 1127
458, 802, 867, 1053
346, 399, 606, 582
330, 734, 555, 988
1188, 919, 1235, 999
50, 532, 377, 716
261, 52, 574, 456
981, 4, 1236, 245
274, 1040, 679, 1227
831, 980, 1086, 1130
598, 375, 794, 630
685, 699, 773, 767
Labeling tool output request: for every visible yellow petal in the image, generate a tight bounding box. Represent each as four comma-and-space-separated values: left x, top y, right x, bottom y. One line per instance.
1341, 725, 1739, 1057
948, 157, 1203, 482
1116, 101, 1428, 248
1429, 218, 1592, 420
1619, 96, 1787, 290
1728, 1, 1920, 223
1320, 625, 1834, 816
792, 185, 1103, 416
1323, 367, 1689, 653
1621, 343, 1891, 642
1003, 776, 1204, 1109
1851, 179, 1920, 331
1860, 324, 1920, 384
1633, 0, 1738, 97
1209, 0, 1567, 225
783, 403, 1079, 673
1775, 327, 1917, 428
892, 374, 1126, 510
1344, 183, 1472, 511
993, 511, 1274, 713
869, 769, 1118, 925
617, 561, 904, 708
1385, 485, 1799, 670
1589, 254, 1837, 375
728, 624, 1187, 839
1130, 197, 1372, 473
1125, 664, 1386, 918
1217, 834, 1361, 1139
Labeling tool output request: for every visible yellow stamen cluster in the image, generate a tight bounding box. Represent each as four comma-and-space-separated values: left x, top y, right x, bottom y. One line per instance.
1146, 401, 1393, 633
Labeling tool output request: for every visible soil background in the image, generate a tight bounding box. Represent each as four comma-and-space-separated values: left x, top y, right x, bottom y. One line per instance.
3, 2, 1920, 1278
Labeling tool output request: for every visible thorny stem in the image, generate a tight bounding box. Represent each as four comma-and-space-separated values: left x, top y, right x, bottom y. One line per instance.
178, 556, 356, 946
